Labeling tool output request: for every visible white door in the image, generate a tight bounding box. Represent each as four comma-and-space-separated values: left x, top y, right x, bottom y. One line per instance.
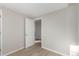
25, 18, 35, 48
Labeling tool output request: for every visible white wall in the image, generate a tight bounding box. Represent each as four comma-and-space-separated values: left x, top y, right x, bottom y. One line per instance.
0, 18, 1, 49
35, 20, 41, 40
1, 8, 25, 55
76, 4, 79, 45
0, 16, 1, 49
41, 4, 77, 55
0, 17, 1, 49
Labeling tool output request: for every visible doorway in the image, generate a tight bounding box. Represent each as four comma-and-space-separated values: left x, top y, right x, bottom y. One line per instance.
35, 19, 41, 46
25, 18, 41, 48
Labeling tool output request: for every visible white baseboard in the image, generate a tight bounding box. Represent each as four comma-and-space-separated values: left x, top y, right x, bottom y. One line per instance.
26, 43, 35, 48
35, 40, 41, 43
42, 46, 67, 56
3, 47, 24, 56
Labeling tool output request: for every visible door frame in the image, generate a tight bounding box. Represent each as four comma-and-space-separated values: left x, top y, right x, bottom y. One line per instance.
24, 17, 42, 48
24, 18, 35, 48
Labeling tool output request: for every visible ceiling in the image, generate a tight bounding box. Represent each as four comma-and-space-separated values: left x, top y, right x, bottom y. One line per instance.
0, 3, 68, 19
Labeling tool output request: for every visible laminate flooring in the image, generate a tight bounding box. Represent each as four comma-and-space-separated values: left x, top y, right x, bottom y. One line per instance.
9, 43, 61, 56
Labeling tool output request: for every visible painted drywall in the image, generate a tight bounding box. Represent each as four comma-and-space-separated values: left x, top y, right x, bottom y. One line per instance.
35, 20, 41, 40
0, 18, 1, 49
25, 18, 35, 48
0, 3, 68, 18
76, 4, 79, 45
0, 17, 1, 49
41, 4, 77, 55
1, 8, 25, 55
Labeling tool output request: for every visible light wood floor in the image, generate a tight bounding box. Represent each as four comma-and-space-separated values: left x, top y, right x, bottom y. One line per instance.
9, 43, 61, 56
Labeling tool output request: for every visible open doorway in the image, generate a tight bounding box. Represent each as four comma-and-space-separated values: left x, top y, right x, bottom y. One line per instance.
35, 19, 41, 47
